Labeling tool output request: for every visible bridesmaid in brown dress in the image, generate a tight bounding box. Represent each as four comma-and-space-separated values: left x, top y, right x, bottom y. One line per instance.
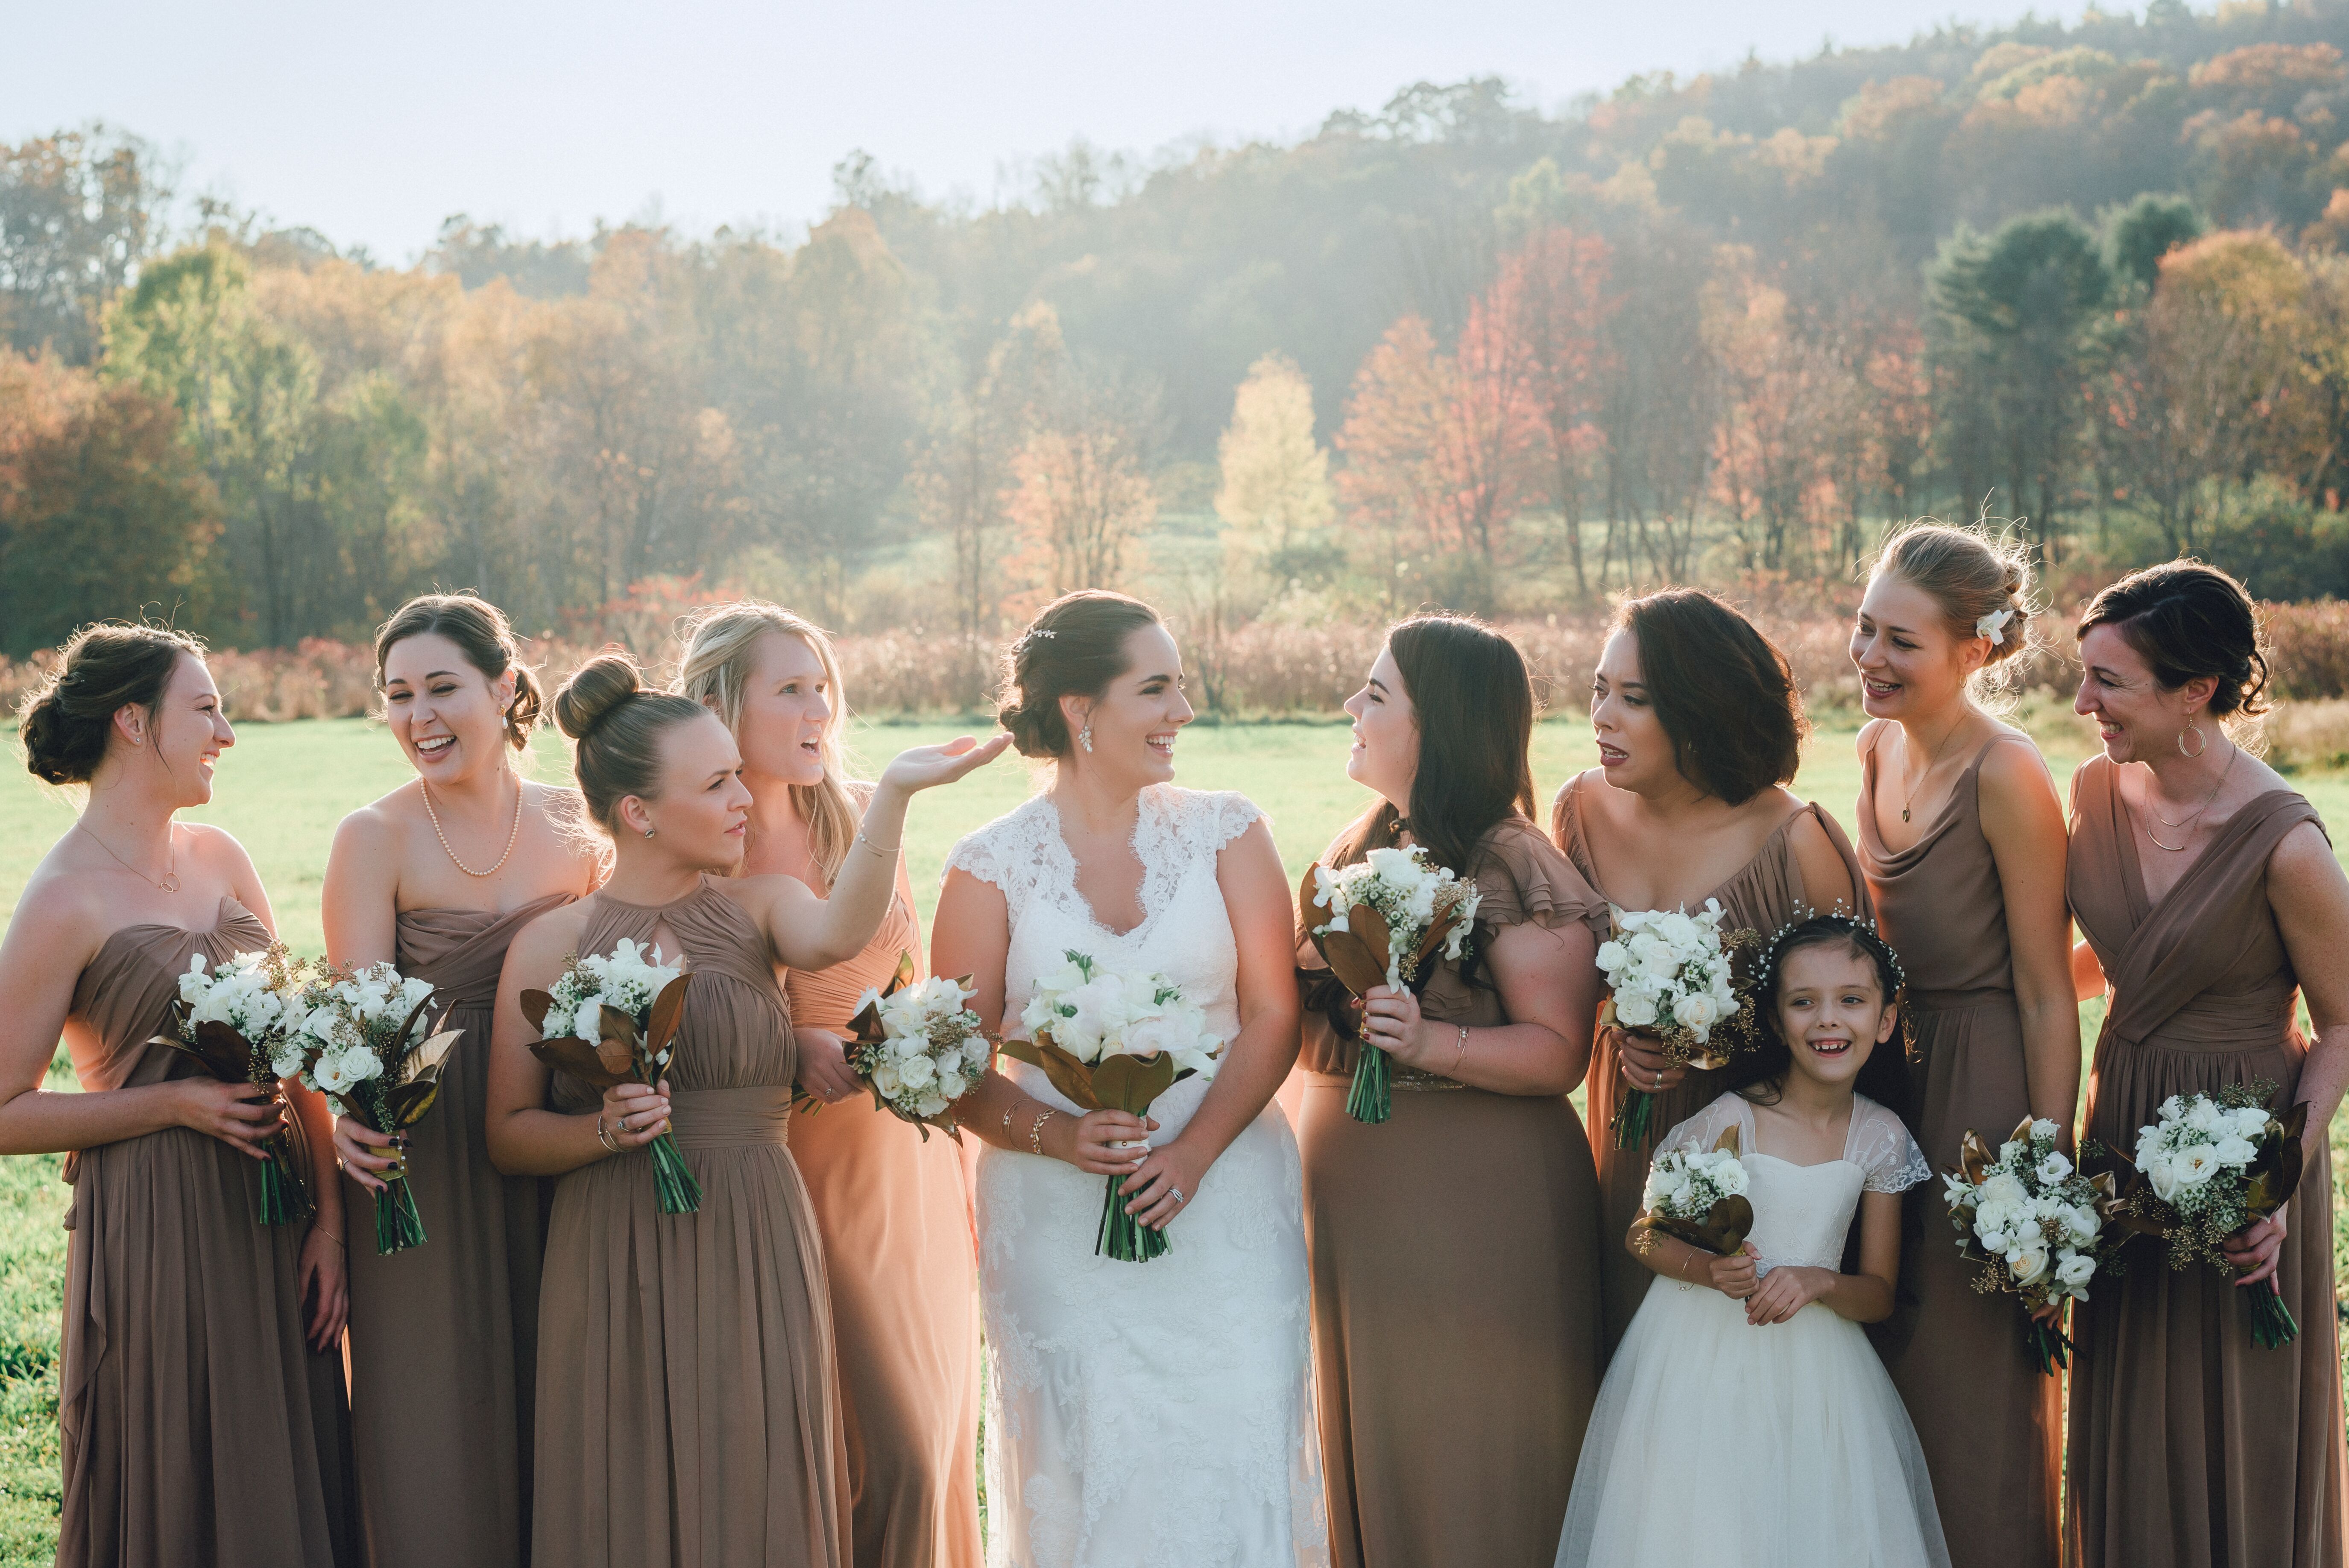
1849, 527, 2075, 1568
2065, 563, 2349, 1568
323, 596, 600, 1567
1551, 588, 1863, 1353
0, 626, 354, 1565
676, 603, 981, 1568
484, 652, 1004, 1568
1296, 617, 1604, 1568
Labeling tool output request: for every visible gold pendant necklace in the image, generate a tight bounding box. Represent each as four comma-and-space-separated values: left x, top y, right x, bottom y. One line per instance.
2143, 747, 2238, 852
77, 822, 180, 892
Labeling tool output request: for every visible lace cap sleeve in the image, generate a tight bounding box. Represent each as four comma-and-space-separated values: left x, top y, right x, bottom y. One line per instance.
1652, 1091, 1753, 1166
1467, 818, 1601, 935
941, 798, 1053, 921
1848, 1096, 1932, 1194
1196, 789, 1265, 852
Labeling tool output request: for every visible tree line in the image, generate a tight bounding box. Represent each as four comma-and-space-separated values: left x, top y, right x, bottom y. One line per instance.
12, 3, 2349, 688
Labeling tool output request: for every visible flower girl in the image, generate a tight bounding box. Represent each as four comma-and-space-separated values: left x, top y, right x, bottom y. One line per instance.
1556, 914, 1951, 1568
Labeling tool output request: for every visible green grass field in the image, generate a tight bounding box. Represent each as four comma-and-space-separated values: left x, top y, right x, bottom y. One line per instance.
2, 714, 2346, 1563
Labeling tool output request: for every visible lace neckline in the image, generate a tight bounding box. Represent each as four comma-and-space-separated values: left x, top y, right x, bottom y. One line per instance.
1035, 787, 1176, 941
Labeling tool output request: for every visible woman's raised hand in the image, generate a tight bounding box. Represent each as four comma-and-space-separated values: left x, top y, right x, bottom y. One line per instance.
878, 733, 1013, 796
600, 1079, 672, 1151
170, 1077, 287, 1159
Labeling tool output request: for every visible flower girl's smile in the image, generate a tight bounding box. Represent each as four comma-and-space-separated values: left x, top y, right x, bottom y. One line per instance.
1773, 945, 1898, 1090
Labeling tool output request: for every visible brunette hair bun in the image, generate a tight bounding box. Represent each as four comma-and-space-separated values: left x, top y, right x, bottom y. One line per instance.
996, 591, 1164, 759
2076, 561, 2270, 719
552, 651, 707, 831
19, 623, 207, 786
374, 593, 543, 750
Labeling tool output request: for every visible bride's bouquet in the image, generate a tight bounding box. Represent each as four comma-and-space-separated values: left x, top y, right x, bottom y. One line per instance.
1300, 846, 1481, 1124
1943, 1117, 2125, 1374
288, 962, 460, 1254
1005, 950, 1222, 1262
845, 952, 990, 1141
1596, 901, 1757, 1149
2112, 1082, 2307, 1348
1631, 1126, 1755, 1258
152, 945, 317, 1226
521, 939, 702, 1216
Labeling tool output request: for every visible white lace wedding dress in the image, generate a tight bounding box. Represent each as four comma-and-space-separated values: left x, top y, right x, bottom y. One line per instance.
945, 784, 1328, 1568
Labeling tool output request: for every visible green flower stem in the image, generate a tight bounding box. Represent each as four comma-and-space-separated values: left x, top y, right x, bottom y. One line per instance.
2249, 1276, 2299, 1349
1095, 1172, 1170, 1263
373, 1178, 426, 1255
1346, 1044, 1393, 1124
649, 1132, 703, 1216
255, 1136, 312, 1227
1611, 1087, 1656, 1150
2024, 1316, 2074, 1378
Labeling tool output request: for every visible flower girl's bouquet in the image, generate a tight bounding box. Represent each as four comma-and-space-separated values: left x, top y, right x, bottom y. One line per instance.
1300, 846, 1482, 1124
1596, 901, 1757, 1149
845, 952, 990, 1141
1630, 1126, 1755, 1258
289, 962, 460, 1254
2112, 1082, 2307, 1349
1004, 950, 1222, 1263
520, 939, 702, 1216
1943, 1117, 2126, 1374
151, 945, 317, 1226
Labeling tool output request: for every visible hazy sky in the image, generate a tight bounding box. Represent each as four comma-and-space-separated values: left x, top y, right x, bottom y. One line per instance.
8, 0, 2083, 263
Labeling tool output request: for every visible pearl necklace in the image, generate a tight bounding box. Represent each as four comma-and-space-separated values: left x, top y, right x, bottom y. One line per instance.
421, 775, 524, 878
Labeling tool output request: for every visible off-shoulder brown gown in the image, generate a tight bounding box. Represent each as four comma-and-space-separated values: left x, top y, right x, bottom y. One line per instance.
343, 894, 568, 1568
1857, 731, 2059, 1568
2066, 757, 2347, 1568
533, 878, 846, 1568
783, 892, 981, 1568
1296, 816, 1605, 1568
1552, 771, 1869, 1353
58, 897, 355, 1567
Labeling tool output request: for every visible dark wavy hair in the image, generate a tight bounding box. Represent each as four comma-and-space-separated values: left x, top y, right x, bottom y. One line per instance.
18, 623, 208, 786
2075, 560, 2270, 720
1615, 589, 1804, 804
995, 591, 1164, 759
1729, 913, 1913, 1118
1303, 616, 1538, 1036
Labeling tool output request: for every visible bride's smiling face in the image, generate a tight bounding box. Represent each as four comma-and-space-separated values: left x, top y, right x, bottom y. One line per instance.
1060, 623, 1194, 788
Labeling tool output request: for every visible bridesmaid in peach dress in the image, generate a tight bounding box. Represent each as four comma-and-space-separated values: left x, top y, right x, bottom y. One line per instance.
0, 626, 354, 1565
323, 595, 600, 1568
1848, 529, 2075, 1568
2066, 564, 2349, 1568
1550, 589, 1863, 1354
677, 603, 981, 1568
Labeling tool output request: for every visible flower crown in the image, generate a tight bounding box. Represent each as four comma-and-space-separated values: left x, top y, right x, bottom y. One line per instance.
1755, 908, 1908, 998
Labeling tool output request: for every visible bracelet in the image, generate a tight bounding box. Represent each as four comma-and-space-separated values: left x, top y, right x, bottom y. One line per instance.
595, 1114, 621, 1153
854, 828, 900, 859
312, 1225, 344, 1248
1002, 1102, 1017, 1135
1450, 1025, 1469, 1077
1029, 1106, 1057, 1156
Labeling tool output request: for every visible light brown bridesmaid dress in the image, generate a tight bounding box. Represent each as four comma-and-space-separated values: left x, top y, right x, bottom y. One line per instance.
783, 892, 981, 1568
57, 896, 356, 1567
532, 878, 846, 1568
342, 893, 569, 1568
1856, 729, 2059, 1568
2065, 756, 2347, 1568
1296, 816, 1605, 1568
1551, 769, 1870, 1354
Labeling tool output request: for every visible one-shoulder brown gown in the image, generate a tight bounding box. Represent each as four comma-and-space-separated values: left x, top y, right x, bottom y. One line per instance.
2066, 757, 2347, 1568
1857, 731, 2059, 1568
1552, 772, 1870, 1353
1297, 817, 1605, 1568
533, 878, 846, 1568
343, 894, 568, 1568
783, 892, 981, 1568
58, 897, 355, 1567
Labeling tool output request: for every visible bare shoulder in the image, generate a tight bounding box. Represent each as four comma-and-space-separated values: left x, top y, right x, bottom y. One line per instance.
1857, 716, 1892, 758
7, 848, 112, 961
178, 820, 262, 885
512, 896, 590, 965
1976, 731, 2062, 811
2267, 816, 2344, 893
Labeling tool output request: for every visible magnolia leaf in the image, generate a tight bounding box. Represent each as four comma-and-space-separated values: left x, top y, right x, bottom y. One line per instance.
645, 974, 691, 1056
394, 990, 440, 1059
382, 1074, 443, 1129
528, 1036, 633, 1089
1710, 1124, 1743, 1158
848, 994, 886, 1045
518, 989, 554, 1032
1347, 900, 1396, 974
1318, 930, 1388, 999
167, 1018, 258, 1082
2247, 1103, 2308, 1217
1957, 1129, 1997, 1188
886, 949, 917, 995
397, 1029, 462, 1084
1091, 1051, 1178, 1117
1296, 863, 1325, 931
997, 1036, 1104, 1111
2007, 1115, 2039, 1147
1635, 1194, 1754, 1258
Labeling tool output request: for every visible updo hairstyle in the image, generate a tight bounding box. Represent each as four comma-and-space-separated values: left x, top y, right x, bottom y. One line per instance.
2075, 561, 2270, 720
1870, 523, 2036, 699
1617, 589, 1804, 804
996, 591, 1163, 759
551, 651, 711, 832
18, 623, 207, 786
374, 593, 543, 751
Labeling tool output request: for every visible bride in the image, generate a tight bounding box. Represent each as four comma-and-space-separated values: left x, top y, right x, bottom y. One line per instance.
932, 591, 1328, 1568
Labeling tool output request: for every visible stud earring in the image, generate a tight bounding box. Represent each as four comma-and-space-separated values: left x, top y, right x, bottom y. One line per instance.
643, 825, 657, 839
1078, 724, 1094, 754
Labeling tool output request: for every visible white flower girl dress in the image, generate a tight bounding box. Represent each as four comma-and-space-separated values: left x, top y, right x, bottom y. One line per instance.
1555, 1091, 1952, 1568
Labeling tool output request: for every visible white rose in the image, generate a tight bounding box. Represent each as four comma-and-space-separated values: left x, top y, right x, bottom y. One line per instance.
916, 1093, 949, 1117
897, 1054, 936, 1091
271, 1048, 307, 1080
2158, 1094, 2185, 1123
2173, 1145, 2221, 1186
2231, 1106, 2273, 1138
1673, 992, 1721, 1034
2006, 1238, 2052, 1287
934, 1069, 967, 1102
2185, 1098, 2220, 1135
873, 1062, 903, 1097
2211, 1135, 2258, 1167
1713, 1158, 1749, 1197
1614, 991, 1660, 1028
2055, 1252, 2097, 1290
2036, 1151, 2074, 1184
1980, 1173, 2029, 1210
2030, 1117, 2062, 1143
2147, 1151, 2180, 1202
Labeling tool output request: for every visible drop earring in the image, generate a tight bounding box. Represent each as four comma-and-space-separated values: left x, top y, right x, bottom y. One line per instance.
1078, 723, 1094, 754
2178, 722, 2207, 758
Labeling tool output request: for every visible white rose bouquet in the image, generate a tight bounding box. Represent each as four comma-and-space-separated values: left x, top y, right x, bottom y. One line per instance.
1596, 900, 1757, 1149
287, 962, 459, 1254
1300, 845, 1482, 1124
1943, 1117, 2125, 1374
1003, 950, 1222, 1262
1631, 1126, 1755, 1258
520, 940, 702, 1216
2112, 1081, 2307, 1349
844, 952, 990, 1141
149, 945, 317, 1226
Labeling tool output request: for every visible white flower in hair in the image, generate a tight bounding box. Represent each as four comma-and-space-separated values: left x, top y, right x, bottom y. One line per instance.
1976, 607, 2015, 646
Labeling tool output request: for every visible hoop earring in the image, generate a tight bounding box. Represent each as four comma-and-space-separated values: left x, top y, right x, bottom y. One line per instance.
1078, 724, 1094, 754
2178, 722, 2207, 759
